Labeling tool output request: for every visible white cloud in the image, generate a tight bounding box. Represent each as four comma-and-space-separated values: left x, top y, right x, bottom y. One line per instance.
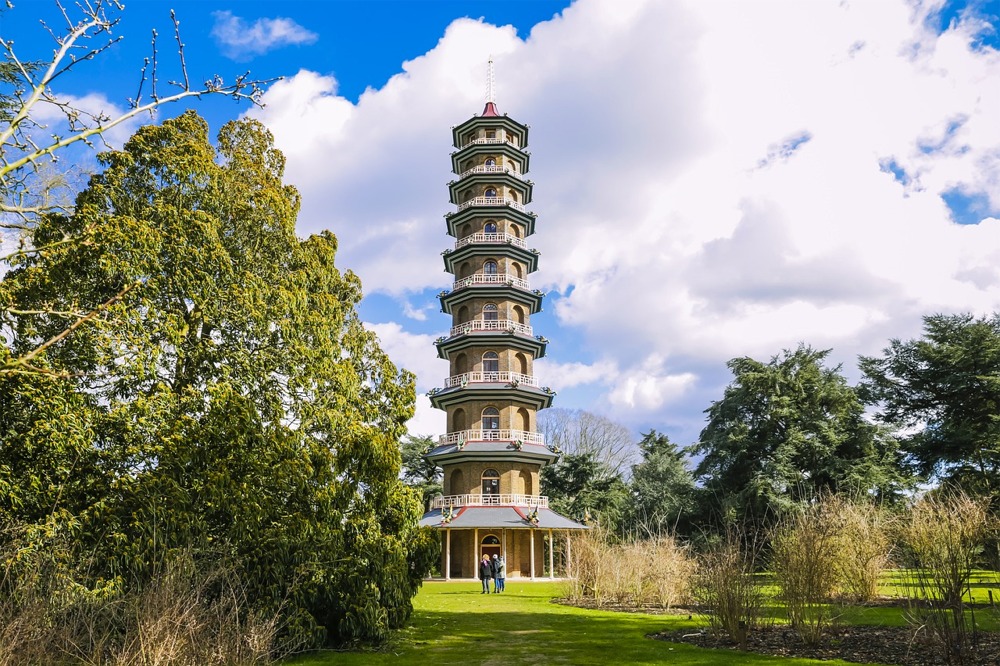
534, 358, 616, 389
251, 0, 1000, 441
31, 93, 141, 150
364, 322, 447, 437
211, 11, 317, 60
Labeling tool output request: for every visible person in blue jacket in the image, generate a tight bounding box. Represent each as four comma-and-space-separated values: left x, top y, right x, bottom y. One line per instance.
493, 554, 506, 592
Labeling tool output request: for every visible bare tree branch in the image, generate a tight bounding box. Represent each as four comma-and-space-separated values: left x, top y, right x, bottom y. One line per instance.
0, 279, 138, 375
0, 0, 278, 376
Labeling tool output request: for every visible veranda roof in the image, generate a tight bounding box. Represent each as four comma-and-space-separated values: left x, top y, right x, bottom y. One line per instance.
420, 506, 589, 530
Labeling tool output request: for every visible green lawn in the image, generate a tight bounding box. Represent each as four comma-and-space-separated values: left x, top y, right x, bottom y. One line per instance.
288, 581, 879, 666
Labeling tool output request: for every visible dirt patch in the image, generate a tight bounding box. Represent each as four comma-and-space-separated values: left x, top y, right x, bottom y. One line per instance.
556, 598, 1000, 664
552, 597, 693, 616
653, 625, 1000, 665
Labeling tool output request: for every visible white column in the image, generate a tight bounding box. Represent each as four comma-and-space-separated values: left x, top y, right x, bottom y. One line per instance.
445, 529, 451, 580
530, 529, 536, 580
474, 528, 479, 577
548, 528, 554, 579
567, 532, 572, 578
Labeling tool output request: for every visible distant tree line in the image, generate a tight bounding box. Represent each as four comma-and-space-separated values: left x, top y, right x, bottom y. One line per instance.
407, 317, 1000, 546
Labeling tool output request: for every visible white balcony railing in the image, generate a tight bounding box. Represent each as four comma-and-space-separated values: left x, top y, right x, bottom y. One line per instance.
455, 232, 527, 250
449, 319, 533, 337
438, 429, 545, 446
458, 165, 524, 180
431, 494, 549, 509
463, 137, 520, 148
452, 273, 530, 291
457, 196, 525, 213
444, 371, 538, 388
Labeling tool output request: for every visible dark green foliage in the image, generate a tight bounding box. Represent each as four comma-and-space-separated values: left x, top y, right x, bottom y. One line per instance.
0, 111, 436, 648
627, 430, 695, 536
400, 434, 443, 511
859, 313, 1000, 498
691, 345, 902, 526
541, 451, 629, 532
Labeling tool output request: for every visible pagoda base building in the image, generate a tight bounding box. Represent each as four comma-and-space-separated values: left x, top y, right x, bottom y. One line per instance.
419, 93, 588, 580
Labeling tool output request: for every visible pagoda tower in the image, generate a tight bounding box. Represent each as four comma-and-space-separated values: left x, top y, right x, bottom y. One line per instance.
420, 83, 588, 580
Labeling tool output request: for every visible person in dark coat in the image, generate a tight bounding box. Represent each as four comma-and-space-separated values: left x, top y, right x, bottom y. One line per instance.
479, 554, 492, 594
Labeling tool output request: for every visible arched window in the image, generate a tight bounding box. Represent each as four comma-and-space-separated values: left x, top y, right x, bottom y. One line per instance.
484, 221, 497, 234
483, 351, 499, 373
483, 260, 498, 275
482, 469, 500, 496
482, 407, 500, 430
486, 129, 496, 140
484, 187, 497, 198
485, 157, 496, 167
483, 303, 498, 321
450, 468, 465, 495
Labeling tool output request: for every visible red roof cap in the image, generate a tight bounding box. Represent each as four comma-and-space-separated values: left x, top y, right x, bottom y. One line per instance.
482, 101, 500, 117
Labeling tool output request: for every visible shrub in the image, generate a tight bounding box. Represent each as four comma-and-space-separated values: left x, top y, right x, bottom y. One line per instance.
693, 528, 765, 649
0, 523, 292, 666
899, 492, 990, 665
771, 501, 841, 646
566, 529, 694, 610
829, 496, 895, 603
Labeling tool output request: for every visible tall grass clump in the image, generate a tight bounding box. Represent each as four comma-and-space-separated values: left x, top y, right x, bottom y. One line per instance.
0, 522, 292, 666
828, 495, 896, 603
566, 530, 695, 610
771, 500, 841, 646
693, 528, 765, 649
899, 492, 990, 665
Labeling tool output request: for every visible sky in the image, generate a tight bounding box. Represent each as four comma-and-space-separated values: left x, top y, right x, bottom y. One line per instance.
5, 0, 1000, 452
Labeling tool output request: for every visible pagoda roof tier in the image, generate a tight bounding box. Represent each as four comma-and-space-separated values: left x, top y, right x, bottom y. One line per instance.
428, 382, 555, 411
435, 330, 547, 360
448, 172, 533, 206
425, 438, 557, 466
443, 241, 539, 274
445, 206, 536, 238
451, 114, 530, 150
439, 284, 543, 315
450, 142, 531, 175
420, 506, 588, 530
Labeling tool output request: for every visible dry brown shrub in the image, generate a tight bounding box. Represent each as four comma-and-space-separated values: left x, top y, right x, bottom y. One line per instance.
566, 529, 694, 610
899, 492, 990, 665
828, 496, 895, 603
693, 527, 765, 649
772, 501, 842, 646
0, 528, 289, 666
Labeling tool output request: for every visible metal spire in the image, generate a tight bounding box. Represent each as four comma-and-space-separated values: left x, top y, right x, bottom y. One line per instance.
486, 56, 495, 105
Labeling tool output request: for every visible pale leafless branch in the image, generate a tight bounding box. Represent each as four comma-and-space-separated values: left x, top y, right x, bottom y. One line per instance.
0, 280, 139, 376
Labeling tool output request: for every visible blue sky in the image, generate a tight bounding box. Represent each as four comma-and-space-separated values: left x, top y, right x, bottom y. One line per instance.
5, 0, 1000, 456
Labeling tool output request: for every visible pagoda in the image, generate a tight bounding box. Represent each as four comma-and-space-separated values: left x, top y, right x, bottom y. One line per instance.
420, 75, 588, 580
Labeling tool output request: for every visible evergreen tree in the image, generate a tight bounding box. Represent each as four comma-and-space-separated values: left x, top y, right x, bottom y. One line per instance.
0, 111, 436, 647
541, 451, 629, 533
692, 345, 902, 526
400, 434, 443, 511
859, 313, 1000, 500
626, 430, 695, 536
